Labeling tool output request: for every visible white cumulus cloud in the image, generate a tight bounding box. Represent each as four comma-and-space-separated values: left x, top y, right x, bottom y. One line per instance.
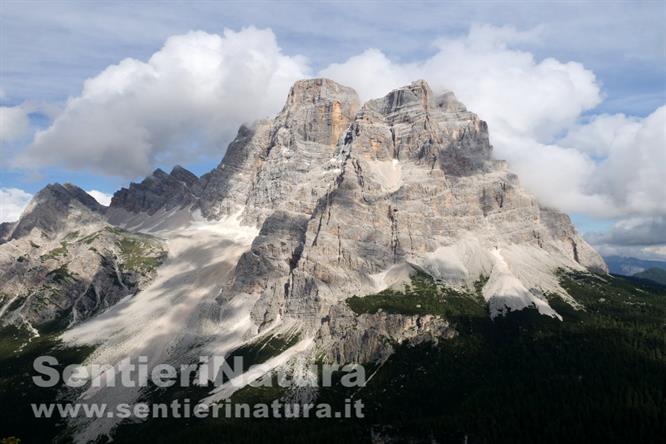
322, 24, 601, 141
86, 190, 112, 206
578, 107, 666, 217
0, 187, 33, 223
0, 105, 31, 143
16, 27, 310, 177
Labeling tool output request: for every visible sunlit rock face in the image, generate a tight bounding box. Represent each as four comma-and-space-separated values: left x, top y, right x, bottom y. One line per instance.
197, 78, 361, 223
193, 78, 605, 333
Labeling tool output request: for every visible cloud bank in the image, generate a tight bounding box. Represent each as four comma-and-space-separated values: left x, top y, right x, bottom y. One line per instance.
586, 216, 666, 260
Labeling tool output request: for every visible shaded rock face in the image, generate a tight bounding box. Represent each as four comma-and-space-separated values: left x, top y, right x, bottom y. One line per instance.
110, 166, 202, 215
0, 222, 14, 243
4, 183, 106, 242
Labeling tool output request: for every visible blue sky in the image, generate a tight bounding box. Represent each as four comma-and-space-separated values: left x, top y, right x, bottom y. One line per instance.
0, 0, 665, 258
2, 1, 664, 114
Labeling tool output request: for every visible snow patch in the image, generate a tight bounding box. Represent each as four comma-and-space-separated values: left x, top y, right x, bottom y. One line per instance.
370, 262, 415, 292
405, 236, 575, 318
417, 237, 493, 284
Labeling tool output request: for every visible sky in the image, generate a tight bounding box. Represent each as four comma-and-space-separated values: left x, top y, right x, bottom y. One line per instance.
0, 0, 665, 260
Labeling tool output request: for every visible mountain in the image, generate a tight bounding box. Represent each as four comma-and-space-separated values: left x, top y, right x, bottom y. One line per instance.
633, 267, 666, 285
604, 255, 666, 276
0, 183, 105, 243
195, 79, 605, 334
0, 183, 166, 330
110, 166, 202, 215
8, 79, 664, 444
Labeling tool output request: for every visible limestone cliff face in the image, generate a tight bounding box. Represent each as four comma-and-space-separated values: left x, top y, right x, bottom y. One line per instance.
198, 78, 360, 223
201, 79, 607, 340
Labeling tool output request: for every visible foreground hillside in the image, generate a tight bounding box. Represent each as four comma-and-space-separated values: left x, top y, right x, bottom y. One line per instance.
2, 271, 661, 443
114, 271, 665, 443
113, 272, 666, 443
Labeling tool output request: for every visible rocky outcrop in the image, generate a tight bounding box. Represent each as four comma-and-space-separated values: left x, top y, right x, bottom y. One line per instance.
0, 222, 14, 243
4, 183, 106, 242
0, 227, 166, 330
317, 303, 455, 364
110, 166, 202, 215
0, 184, 167, 330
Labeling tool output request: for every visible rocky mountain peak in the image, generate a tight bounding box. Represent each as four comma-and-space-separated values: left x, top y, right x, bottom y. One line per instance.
54, 183, 105, 211
206, 79, 607, 331
198, 79, 361, 221
78, 78, 605, 328
110, 165, 201, 215
284, 78, 359, 108
169, 165, 199, 186
150, 168, 169, 178
5, 183, 105, 241
343, 80, 490, 176
384, 79, 433, 108
279, 78, 361, 145
371, 79, 469, 120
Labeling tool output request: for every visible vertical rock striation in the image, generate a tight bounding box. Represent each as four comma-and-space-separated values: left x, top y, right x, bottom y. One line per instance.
207, 79, 606, 332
